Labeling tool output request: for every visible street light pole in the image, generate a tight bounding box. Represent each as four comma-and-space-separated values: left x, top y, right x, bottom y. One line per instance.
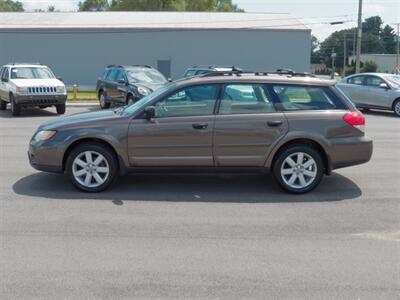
343, 33, 347, 77
355, 0, 363, 73
395, 23, 400, 74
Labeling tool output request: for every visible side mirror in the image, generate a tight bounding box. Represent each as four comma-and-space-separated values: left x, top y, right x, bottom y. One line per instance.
118, 79, 127, 85
379, 83, 389, 89
144, 106, 156, 120
57, 77, 63, 82
1, 78, 8, 82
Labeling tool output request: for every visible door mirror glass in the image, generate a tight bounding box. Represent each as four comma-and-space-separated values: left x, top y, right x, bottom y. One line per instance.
144, 106, 156, 119
379, 82, 389, 89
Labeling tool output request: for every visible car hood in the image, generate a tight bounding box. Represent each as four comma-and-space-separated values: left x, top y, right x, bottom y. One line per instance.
39, 109, 121, 130
10, 78, 64, 87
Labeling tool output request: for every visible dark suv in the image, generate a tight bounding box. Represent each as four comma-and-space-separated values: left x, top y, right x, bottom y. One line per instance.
96, 65, 168, 109
29, 70, 373, 194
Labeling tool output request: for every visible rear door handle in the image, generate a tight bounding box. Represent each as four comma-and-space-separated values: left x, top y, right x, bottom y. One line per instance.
192, 123, 208, 130
267, 120, 283, 127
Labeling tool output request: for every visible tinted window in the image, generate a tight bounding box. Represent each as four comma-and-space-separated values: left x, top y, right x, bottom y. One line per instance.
348, 76, 365, 85
272, 85, 344, 111
154, 84, 218, 118
106, 69, 118, 81
115, 70, 125, 82
219, 84, 276, 115
364, 75, 385, 87
102, 69, 111, 79
2, 68, 9, 80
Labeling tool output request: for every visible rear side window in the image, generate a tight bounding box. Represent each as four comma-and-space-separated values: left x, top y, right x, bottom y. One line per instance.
348, 76, 364, 85
272, 85, 345, 111
219, 84, 276, 114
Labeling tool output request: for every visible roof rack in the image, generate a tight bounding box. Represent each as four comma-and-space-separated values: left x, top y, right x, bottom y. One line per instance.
8, 62, 41, 65
200, 68, 316, 78
192, 65, 240, 70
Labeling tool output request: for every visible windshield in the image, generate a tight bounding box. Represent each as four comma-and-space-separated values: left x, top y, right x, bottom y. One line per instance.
10, 67, 55, 79
122, 83, 176, 116
384, 75, 400, 88
125, 68, 167, 84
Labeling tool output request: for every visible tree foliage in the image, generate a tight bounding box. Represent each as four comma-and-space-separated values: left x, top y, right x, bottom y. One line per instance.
79, 0, 109, 11
108, 0, 243, 12
0, 0, 23, 11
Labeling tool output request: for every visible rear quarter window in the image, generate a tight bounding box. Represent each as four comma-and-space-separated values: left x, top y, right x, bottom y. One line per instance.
271, 85, 346, 111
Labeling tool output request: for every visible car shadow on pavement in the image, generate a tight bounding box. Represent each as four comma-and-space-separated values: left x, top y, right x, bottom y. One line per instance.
0, 107, 59, 118
12, 172, 362, 204
362, 109, 397, 118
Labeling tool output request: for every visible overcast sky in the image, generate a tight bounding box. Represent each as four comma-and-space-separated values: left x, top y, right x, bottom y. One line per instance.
20, 0, 399, 40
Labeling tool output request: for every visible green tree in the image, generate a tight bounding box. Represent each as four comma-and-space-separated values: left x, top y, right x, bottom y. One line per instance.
310, 35, 323, 63
0, 0, 23, 11
79, 0, 109, 11
361, 60, 378, 72
362, 16, 383, 36
47, 5, 56, 12
381, 25, 396, 53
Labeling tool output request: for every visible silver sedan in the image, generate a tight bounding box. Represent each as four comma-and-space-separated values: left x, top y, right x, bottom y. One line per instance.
336, 73, 400, 117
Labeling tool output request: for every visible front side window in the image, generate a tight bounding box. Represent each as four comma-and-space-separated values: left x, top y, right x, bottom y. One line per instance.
10, 67, 54, 79
272, 85, 344, 111
115, 70, 126, 82
219, 84, 276, 114
154, 84, 218, 118
364, 76, 385, 87
348, 76, 365, 85
106, 69, 118, 81
2, 68, 9, 80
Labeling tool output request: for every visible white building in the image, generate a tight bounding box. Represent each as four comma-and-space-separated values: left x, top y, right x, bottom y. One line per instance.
349, 54, 399, 74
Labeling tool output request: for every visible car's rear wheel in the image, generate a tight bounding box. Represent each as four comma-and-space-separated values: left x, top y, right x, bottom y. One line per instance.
0, 98, 7, 110
99, 92, 110, 109
273, 145, 324, 194
56, 104, 66, 115
66, 143, 118, 192
10, 94, 21, 116
393, 99, 400, 117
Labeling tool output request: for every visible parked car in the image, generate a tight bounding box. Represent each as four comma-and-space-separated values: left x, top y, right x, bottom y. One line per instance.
29, 70, 373, 194
0, 63, 67, 116
183, 66, 241, 77
336, 73, 400, 117
96, 65, 168, 109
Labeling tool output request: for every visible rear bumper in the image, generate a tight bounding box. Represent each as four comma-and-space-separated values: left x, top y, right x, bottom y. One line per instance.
329, 136, 373, 170
15, 94, 67, 106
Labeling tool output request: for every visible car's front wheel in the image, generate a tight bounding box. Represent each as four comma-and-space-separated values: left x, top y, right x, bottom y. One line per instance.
99, 91, 110, 109
56, 104, 66, 115
66, 143, 118, 192
0, 98, 7, 110
10, 94, 21, 116
273, 145, 324, 194
393, 99, 400, 117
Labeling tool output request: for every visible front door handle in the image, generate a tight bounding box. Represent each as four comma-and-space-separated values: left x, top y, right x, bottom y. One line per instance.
267, 120, 283, 127
192, 123, 208, 130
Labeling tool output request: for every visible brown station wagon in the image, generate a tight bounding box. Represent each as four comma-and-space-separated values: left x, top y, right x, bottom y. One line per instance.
28, 70, 373, 193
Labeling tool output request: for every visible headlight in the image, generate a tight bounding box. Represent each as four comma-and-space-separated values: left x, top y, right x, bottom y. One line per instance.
33, 130, 57, 142
138, 86, 151, 96
16, 86, 28, 94
57, 86, 66, 94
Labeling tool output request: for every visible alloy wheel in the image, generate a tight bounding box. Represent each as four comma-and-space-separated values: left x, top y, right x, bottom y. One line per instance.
280, 152, 317, 189
72, 151, 110, 188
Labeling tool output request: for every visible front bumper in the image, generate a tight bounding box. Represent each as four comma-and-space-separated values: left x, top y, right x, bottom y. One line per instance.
15, 94, 67, 106
28, 143, 63, 174
330, 136, 373, 170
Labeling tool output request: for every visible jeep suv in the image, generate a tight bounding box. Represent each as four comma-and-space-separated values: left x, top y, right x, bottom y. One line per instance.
96, 65, 168, 109
0, 63, 67, 116
29, 70, 373, 194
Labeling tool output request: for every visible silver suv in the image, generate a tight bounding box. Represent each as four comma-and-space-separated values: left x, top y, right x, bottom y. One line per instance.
28, 70, 373, 194
0, 63, 67, 116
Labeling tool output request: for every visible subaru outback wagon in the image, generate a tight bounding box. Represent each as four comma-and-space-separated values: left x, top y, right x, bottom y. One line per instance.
28, 71, 373, 193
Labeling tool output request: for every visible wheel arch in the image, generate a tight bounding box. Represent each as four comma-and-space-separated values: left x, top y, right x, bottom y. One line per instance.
392, 97, 400, 111
270, 138, 331, 175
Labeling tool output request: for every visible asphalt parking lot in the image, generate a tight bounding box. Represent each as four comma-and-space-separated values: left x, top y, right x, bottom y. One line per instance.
0, 106, 399, 299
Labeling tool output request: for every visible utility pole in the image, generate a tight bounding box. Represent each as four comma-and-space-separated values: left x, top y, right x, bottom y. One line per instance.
343, 33, 347, 77
355, 0, 363, 73
395, 23, 400, 74
331, 49, 336, 79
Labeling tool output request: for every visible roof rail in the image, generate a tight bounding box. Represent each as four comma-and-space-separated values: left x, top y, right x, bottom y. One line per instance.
200, 68, 316, 78
8, 62, 41, 65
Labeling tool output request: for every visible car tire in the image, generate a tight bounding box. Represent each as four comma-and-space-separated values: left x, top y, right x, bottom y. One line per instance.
126, 94, 137, 106
393, 99, 400, 117
0, 98, 6, 110
273, 145, 324, 194
10, 94, 21, 116
56, 104, 66, 115
66, 143, 119, 193
99, 91, 110, 109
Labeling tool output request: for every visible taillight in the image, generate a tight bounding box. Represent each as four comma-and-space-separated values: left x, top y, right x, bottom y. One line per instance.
343, 111, 365, 132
